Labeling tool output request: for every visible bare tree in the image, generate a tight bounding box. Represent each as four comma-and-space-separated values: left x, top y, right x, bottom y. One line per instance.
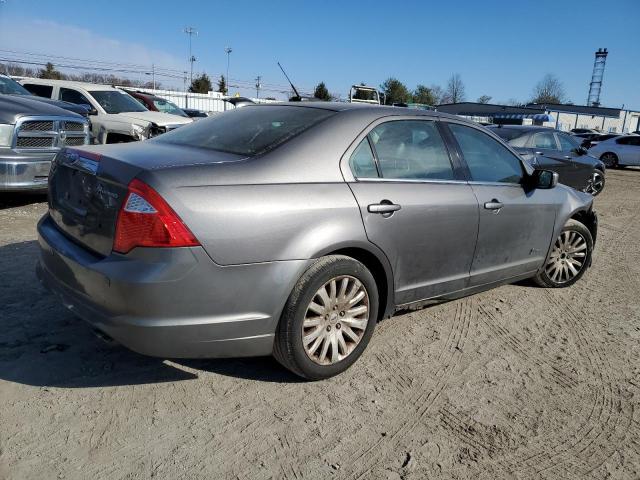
477, 95, 492, 104
442, 73, 466, 104
531, 74, 567, 104
429, 84, 444, 105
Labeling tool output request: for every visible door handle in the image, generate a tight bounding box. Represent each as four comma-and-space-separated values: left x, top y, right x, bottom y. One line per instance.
368, 201, 401, 215
564, 155, 572, 159
484, 199, 504, 211
535, 151, 544, 156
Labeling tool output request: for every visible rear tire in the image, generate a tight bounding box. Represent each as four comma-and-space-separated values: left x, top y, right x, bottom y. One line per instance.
273, 255, 378, 380
600, 152, 619, 169
534, 219, 593, 288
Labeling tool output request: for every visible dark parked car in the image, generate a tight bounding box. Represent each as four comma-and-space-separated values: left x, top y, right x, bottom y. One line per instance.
37, 103, 597, 379
123, 90, 189, 118
182, 108, 208, 119
571, 128, 599, 134
489, 126, 605, 196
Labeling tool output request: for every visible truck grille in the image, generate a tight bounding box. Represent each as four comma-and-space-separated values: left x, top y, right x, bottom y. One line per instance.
20, 121, 55, 131
61, 121, 85, 132
14, 117, 89, 151
17, 137, 56, 148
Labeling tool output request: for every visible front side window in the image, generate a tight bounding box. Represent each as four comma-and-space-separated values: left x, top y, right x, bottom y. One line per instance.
59, 88, 92, 107
449, 123, 523, 184
531, 131, 559, 150
368, 120, 454, 180
557, 133, 579, 151
90, 90, 148, 113
155, 105, 335, 156
153, 98, 187, 117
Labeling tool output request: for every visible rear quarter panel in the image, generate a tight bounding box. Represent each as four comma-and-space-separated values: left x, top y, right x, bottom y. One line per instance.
167, 182, 369, 265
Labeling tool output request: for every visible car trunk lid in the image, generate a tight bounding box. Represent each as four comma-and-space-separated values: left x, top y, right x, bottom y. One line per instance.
47, 144, 245, 256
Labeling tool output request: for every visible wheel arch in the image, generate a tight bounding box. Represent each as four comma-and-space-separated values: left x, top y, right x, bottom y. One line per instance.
313, 241, 395, 321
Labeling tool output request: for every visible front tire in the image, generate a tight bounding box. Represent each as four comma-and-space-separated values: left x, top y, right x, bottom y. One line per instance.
273, 255, 379, 380
534, 219, 593, 288
586, 170, 605, 196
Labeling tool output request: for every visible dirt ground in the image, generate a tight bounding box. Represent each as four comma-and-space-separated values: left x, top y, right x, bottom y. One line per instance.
0, 169, 639, 480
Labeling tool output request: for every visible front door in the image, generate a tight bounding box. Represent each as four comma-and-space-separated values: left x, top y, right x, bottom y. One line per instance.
346, 119, 479, 305
528, 130, 577, 186
446, 122, 557, 286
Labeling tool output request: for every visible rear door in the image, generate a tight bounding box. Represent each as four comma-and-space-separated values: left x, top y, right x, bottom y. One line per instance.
346, 118, 479, 305
445, 122, 557, 286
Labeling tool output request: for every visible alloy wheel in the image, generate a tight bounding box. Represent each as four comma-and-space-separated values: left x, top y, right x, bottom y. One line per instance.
545, 231, 588, 284
601, 153, 618, 168
586, 171, 605, 195
302, 275, 369, 365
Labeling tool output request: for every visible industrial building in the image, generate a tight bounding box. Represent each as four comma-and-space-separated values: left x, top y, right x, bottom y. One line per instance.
436, 102, 640, 134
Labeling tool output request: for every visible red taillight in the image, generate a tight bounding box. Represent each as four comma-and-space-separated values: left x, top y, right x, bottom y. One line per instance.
113, 178, 199, 254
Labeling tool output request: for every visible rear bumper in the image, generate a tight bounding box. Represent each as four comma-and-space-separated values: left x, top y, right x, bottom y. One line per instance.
36, 214, 309, 358
0, 150, 55, 191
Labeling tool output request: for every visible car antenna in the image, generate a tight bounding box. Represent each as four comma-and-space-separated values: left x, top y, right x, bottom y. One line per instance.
277, 61, 302, 101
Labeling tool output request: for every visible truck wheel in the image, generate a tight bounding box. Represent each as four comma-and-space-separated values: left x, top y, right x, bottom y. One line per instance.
273, 255, 378, 380
534, 219, 593, 288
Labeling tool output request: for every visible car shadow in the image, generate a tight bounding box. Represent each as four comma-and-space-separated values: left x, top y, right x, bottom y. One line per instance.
0, 240, 300, 388
0, 192, 48, 210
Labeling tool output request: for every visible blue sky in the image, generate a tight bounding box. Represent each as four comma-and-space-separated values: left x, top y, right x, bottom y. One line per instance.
0, 0, 638, 109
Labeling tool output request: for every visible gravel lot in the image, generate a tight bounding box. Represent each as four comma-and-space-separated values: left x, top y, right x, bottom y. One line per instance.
1, 169, 639, 480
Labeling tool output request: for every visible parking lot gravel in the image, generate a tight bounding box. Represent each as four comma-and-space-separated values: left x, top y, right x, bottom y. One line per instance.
1, 169, 639, 479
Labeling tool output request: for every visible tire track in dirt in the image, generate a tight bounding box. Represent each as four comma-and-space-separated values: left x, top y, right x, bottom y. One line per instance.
535, 290, 630, 477
341, 297, 476, 480
479, 305, 579, 389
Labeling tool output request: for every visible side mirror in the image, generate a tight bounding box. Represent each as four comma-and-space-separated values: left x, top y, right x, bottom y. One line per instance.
534, 169, 559, 189
87, 107, 98, 116
574, 146, 587, 155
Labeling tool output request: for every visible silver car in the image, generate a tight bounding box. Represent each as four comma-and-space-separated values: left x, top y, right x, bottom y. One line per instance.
588, 135, 640, 168
37, 103, 598, 379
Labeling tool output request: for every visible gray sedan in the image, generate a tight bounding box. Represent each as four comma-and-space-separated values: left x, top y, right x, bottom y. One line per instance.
37, 103, 597, 379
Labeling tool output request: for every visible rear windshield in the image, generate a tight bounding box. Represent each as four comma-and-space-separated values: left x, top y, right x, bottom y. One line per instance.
154, 105, 335, 156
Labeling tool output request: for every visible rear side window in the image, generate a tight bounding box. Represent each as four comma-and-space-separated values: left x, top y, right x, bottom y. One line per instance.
449, 123, 523, 184
22, 83, 53, 98
350, 139, 378, 178
156, 105, 335, 156
368, 120, 454, 180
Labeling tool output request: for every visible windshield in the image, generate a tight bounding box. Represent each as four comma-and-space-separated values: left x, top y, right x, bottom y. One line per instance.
152, 98, 187, 117
90, 90, 148, 113
155, 105, 336, 156
0, 76, 32, 95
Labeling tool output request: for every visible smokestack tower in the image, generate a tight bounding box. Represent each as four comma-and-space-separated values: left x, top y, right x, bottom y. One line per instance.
587, 48, 608, 107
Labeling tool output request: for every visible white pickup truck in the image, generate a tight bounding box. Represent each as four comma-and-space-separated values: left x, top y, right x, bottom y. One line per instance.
20, 79, 192, 143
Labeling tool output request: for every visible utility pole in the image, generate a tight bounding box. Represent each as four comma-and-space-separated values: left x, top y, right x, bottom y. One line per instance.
255, 76, 262, 99
184, 27, 198, 88
225, 47, 232, 95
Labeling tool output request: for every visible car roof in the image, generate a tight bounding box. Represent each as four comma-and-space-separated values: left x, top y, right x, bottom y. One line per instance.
19, 78, 118, 91
250, 101, 464, 121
